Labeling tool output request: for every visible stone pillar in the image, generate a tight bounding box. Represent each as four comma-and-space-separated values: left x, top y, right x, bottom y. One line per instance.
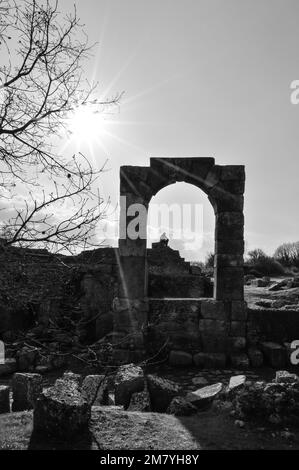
113, 167, 151, 361
210, 165, 245, 302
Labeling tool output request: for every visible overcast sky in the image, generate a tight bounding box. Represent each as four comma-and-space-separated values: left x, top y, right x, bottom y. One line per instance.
60, 0, 299, 261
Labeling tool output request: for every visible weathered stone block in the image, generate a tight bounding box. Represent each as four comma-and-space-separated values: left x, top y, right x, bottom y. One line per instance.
215, 239, 244, 255
228, 375, 246, 392
128, 390, 151, 412
209, 189, 244, 213
169, 350, 193, 366
203, 165, 221, 190
230, 321, 246, 337
248, 347, 264, 367
228, 336, 247, 352
200, 299, 227, 320
167, 396, 198, 416
216, 211, 244, 226
12, 373, 43, 411
220, 165, 245, 181
215, 222, 244, 241
214, 267, 244, 300
275, 370, 298, 384
221, 179, 245, 194
214, 254, 243, 268
193, 352, 226, 368
231, 301, 247, 321
0, 358, 17, 377
114, 363, 145, 408
146, 374, 181, 413
261, 342, 286, 369
0, 385, 10, 413
81, 375, 108, 406
251, 278, 269, 287
186, 383, 223, 409
33, 379, 90, 439
199, 319, 229, 352
117, 256, 146, 298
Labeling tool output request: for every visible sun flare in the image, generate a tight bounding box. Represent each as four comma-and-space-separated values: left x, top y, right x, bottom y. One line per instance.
68, 105, 108, 143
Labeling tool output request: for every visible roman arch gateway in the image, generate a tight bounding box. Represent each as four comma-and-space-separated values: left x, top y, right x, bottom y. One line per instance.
114, 157, 247, 364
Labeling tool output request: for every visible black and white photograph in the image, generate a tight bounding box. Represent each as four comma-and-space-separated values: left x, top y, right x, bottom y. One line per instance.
0, 0, 299, 455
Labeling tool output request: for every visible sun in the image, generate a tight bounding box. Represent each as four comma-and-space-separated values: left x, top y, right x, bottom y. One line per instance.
68, 105, 108, 143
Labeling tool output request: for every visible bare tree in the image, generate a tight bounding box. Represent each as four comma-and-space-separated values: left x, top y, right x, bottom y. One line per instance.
0, 0, 122, 252
274, 242, 299, 267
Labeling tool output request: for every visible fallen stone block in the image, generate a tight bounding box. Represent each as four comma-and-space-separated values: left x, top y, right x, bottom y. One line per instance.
146, 374, 181, 412
275, 370, 298, 384
228, 375, 246, 393
33, 379, 91, 439
248, 347, 264, 367
167, 396, 198, 416
114, 363, 144, 409
12, 372, 43, 411
169, 350, 192, 367
128, 390, 151, 412
261, 342, 286, 369
0, 385, 10, 414
61, 371, 82, 387
186, 383, 223, 409
0, 358, 17, 377
268, 279, 289, 291
81, 375, 108, 406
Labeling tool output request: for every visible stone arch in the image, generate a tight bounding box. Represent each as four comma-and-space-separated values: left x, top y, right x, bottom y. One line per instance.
115, 157, 246, 361
118, 157, 245, 301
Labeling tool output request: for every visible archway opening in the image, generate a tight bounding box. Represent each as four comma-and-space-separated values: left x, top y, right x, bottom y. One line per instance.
147, 182, 215, 298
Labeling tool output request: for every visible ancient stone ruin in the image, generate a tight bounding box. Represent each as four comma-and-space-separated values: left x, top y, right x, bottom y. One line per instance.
114, 157, 246, 366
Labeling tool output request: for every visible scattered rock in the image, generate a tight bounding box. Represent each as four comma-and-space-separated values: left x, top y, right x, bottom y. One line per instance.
0, 385, 10, 413
169, 350, 193, 367
81, 375, 108, 406
275, 370, 298, 384
234, 419, 245, 428
146, 374, 181, 412
228, 375, 246, 393
186, 383, 223, 409
12, 372, 43, 411
128, 390, 151, 412
114, 364, 144, 409
192, 376, 209, 386
34, 378, 91, 439
0, 358, 17, 377
167, 396, 198, 416
62, 371, 82, 387
268, 279, 289, 291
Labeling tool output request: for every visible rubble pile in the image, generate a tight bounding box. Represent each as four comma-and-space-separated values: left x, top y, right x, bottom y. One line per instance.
229, 371, 299, 426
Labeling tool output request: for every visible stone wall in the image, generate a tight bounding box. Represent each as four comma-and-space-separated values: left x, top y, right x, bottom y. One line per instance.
247, 306, 299, 345
147, 298, 247, 366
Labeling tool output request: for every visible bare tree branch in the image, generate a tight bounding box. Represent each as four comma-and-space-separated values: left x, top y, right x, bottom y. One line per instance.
0, 0, 123, 253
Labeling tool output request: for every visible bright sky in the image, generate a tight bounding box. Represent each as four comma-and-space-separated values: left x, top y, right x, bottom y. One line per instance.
61, 0, 299, 261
